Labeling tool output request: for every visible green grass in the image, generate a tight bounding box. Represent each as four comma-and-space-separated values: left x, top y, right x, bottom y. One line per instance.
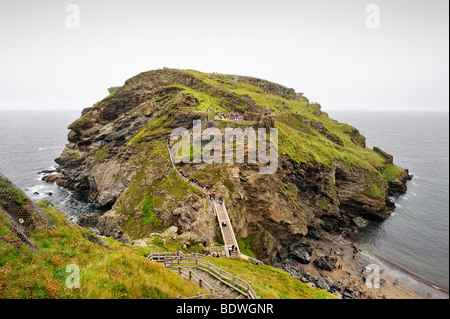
116, 139, 205, 239
128, 114, 173, 149
205, 257, 335, 299
236, 236, 256, 258
67, 152, 81, 162
185, 70, 309, 113
142, 195, 164, 228
276, 122, 386, 173
93, 147, 110, 162
361, 183, 383, 198
382, 164, 405, 181
0, 178, 28, 206
176, 85, 230, 113
0, 201, 206, 299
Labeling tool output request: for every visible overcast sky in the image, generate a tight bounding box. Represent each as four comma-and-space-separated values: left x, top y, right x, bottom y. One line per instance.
0, 0, 448, 112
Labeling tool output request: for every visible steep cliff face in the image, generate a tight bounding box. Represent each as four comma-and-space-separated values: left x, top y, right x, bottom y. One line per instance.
43, 68, 411, 263
0, 173, 55, 250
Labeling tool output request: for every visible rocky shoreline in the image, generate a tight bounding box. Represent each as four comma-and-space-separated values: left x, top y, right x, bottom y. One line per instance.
274, 232, 447, 299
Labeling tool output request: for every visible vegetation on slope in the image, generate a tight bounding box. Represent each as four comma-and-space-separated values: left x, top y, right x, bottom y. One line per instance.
205, 257, 335, 299
52, 68, 409, 260
0, 201, 205, 299
0, 199, 333, 299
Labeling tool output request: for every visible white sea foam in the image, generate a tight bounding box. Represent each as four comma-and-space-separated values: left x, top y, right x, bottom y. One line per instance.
28, 185, 45, 193
60, 192, 74, 206
38, 145, 62, 152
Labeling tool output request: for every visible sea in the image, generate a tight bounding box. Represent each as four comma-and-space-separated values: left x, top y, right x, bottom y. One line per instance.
329, 110, 449, 298
0, 110, 102, 220
0, 109, 448, 298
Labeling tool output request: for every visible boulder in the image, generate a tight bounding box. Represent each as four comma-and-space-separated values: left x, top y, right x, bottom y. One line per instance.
313, 255, 337, 271
342, 292, 354, 299
333, 292, 342, 299
177, 231, 206, 248
345, 286, 354, 293
316, 278, 331, 291
160, 226, 178, 241
131, 239, 151, 247
324, 276, 335, 288
352, 216, 368, 228
289, 247, 311, 264
306, 282, 316, 289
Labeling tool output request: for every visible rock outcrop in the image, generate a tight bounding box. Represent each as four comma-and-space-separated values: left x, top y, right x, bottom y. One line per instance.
373, 146, 393, 164
42, 68, 411, 264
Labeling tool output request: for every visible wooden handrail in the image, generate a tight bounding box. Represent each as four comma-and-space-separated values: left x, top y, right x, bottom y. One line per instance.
149, 254, 259, 299
175, 265, 215, 293
222, 200, 241, 256
212, 201, 232, 257
164, 257, 253, 297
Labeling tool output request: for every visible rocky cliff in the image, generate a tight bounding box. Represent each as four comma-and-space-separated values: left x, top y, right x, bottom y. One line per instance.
43, 68, 411, 263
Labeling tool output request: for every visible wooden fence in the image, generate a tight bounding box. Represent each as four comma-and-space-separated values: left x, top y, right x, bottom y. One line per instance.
148, 252, 259, 299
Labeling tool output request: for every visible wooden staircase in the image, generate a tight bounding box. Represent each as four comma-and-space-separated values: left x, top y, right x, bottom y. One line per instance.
147, 252, 259, 299
213, 199, 240, 257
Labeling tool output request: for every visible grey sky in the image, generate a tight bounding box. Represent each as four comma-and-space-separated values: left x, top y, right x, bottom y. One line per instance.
0, 0, 448, 111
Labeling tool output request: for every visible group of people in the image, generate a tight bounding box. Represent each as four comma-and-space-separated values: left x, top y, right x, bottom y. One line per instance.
228, 244, 238, 256
219, 113, 243, 121
188, 176, 210, 191
179, 170, 224, 206
206, 109, 244, 122
178, 169, 209, 191
175, 250, 184, 257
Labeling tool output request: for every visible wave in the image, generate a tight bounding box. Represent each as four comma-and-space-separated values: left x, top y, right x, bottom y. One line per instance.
60, 191, 74, 206
26, 185, 45, 193
38, 145, 62, 152
25, 184, 52, 199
